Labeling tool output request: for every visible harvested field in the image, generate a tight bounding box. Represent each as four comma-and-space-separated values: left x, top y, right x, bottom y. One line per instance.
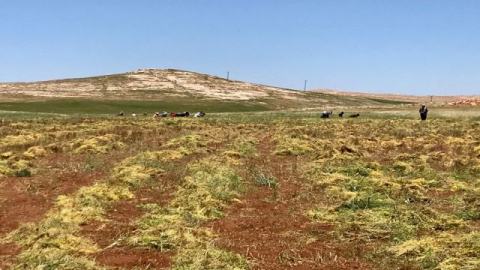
0, 114, 479, 269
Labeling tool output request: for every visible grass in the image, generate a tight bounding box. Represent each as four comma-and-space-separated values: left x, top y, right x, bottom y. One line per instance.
0, 98, 271, 115
367, 98, 415, 105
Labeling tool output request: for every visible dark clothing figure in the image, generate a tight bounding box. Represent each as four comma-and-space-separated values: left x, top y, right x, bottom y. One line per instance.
321, 111, 333, 118
118, 111, 124, 116
175, 112, 190, 117
419, 105, 428, 120
339, 112, 344, 117
349, 113, 360, 118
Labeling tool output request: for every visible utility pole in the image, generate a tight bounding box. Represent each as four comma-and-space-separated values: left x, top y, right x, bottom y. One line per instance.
227, 71, 230, 81
429, 95, 434, 103
304, 80, 307, 92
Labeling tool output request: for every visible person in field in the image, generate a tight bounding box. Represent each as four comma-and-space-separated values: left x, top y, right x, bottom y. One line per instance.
194, 111, 206, 118
419, 104, 428, 120
321, 111, 333, 118
339, 111, 345, 117
175, 112, 190, 117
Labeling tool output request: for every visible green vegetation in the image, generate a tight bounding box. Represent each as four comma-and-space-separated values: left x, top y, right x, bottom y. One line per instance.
368, 98, 415, 105
0, 99, 271, 115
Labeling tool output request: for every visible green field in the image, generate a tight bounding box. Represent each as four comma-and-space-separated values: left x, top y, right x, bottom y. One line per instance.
1, 100, 477, 122
0, 99, 272, 116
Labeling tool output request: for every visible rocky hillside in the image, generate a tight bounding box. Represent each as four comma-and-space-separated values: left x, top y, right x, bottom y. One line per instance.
0, 69, 304, 100
448, 99, 480, 106
0, 69, 399, 110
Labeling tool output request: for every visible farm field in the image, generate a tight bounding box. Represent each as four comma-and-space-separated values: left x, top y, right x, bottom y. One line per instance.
0, 110, 479, 269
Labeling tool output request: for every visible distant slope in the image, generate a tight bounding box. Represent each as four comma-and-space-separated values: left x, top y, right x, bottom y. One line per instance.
1, 69, 302, 101
0, 69, 403, 112
314, 89, 480, 104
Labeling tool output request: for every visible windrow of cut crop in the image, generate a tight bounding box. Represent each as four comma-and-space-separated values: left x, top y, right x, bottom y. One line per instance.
127, 158, 249, 269
0, 118, 183, 178
126, 129, 258, 269
2, 146, 190, 269
297, 119, 480, 269
1, 122, 249, 269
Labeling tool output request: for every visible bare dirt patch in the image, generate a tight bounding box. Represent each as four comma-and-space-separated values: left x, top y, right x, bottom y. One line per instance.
82, 182, 176, 269
0, 170, 105, 268
0, 171, 105, 235
95, 248, 172, 269
0, 152, 126, 267
85, 192, 174, 269
0, 243, 21, 269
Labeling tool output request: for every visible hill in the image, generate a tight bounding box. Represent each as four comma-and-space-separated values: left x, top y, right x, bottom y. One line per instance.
0, 69, 405, 114
313, 89, 480, 105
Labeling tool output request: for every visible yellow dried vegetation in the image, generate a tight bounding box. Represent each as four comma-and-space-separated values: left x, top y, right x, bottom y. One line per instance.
0, 115, 478, 269
70, 134, 125, 154
296, 119, 480, 269
3, 147, 189, 269
0, 151, 32, 177
128, 155, 252, 268
0, 133, 46, 148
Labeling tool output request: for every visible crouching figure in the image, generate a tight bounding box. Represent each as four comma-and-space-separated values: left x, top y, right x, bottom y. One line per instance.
321, 111, 333, 118
194, 111, 206, 118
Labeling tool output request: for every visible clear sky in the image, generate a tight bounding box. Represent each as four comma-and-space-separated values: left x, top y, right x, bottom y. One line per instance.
1, 0, 480, 95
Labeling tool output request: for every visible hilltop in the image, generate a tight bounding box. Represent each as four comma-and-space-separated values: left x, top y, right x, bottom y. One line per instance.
0, 69, 406, 113
0, 69, 301, 101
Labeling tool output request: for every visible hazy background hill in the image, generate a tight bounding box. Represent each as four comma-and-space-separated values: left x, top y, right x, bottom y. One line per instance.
313, 89, 480, 105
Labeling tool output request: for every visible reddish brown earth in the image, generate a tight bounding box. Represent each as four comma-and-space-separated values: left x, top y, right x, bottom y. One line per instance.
95, 249, 172, 269
0, 153, 118, 268
83, 188, 175, 269
1, 137, 375, 269
0, 171, 104, 235
0, 243, 21, 269
82, 155, 200, 269
207, 137, 373, 269
0, 170, 106, 268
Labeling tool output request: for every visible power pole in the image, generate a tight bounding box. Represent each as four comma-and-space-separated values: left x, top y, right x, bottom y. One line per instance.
304, 80, 307, 91
227, 71, 230, 81
429, 95, 434, 103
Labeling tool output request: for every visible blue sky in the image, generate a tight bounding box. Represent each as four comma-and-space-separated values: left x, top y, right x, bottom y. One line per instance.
1, 0, 479, 95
